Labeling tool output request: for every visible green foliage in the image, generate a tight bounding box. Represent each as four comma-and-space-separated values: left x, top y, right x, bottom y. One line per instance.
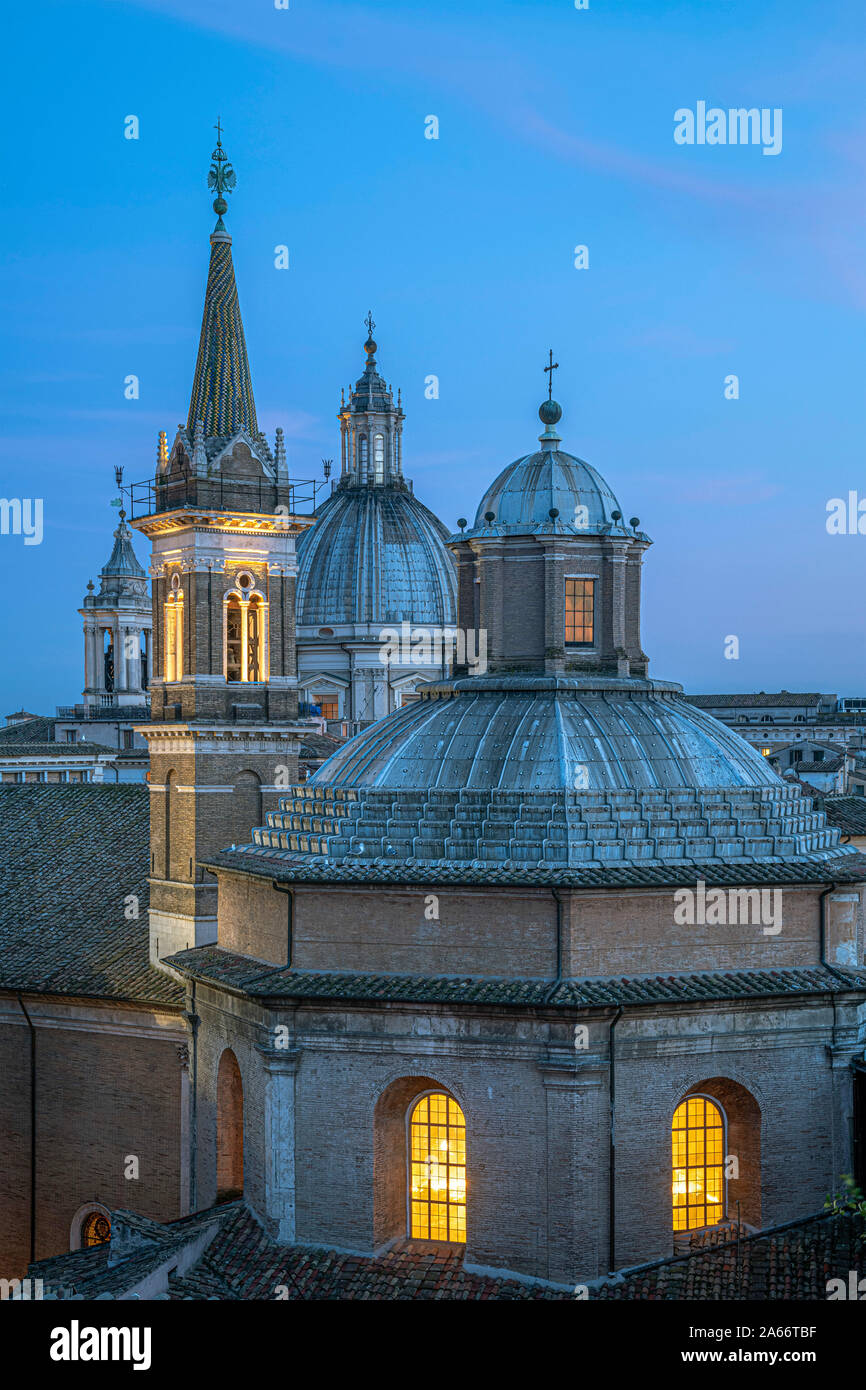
824, 1174, 866, 1237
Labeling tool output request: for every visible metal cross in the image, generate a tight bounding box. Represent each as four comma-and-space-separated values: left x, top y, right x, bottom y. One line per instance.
544, 349, 559, 400
214, 117, 223, 146
365, 310, 376, 338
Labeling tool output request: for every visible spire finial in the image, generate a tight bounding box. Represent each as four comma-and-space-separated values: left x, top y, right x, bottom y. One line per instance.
364, 310, 377, 358
208, 121, 236, 234
544, 348, 559, 401
538, 349, 563, 445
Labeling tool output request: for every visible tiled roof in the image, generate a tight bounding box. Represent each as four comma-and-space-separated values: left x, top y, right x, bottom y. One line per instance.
30, 1207, 230, 1300
796, 757, 844, 773
595, 1209, 865, 1300
823, 796, 866, 836
32, 1203, 865, 1301
204, 844, 866, 889
0, 785, 181, 1005
188, 235, 258, 438
164, 946, 866, 1009
0, 741, 117, 759
239, 778, 858, 876
685, 693, 826, 710
0, 716, 57, 744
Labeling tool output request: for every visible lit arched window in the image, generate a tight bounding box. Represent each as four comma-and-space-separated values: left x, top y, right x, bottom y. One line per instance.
672, 1095, 726, 1232
373, 433, 385, 482
164, 581, 184, 683
224, 576, 268, 683
247, 594, 264, 681
82, 1211, 111, 1247
358, 435, 368, 472
409, 1092, 466, 1242
225, 594, 242, 682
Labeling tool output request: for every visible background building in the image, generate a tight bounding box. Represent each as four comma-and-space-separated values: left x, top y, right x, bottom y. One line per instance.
295, 322, 457, 733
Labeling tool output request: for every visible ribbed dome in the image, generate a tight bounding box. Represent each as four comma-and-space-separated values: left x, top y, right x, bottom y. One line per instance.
472, 449, 626, 537
296, 484, 457, 627
311, 676, 783, 792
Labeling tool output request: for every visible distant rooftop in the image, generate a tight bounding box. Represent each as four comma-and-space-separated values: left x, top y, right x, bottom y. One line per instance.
686, 692, 830, 710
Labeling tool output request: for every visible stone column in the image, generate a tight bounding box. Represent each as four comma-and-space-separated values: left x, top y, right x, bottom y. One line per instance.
258, 1044, 301, 1243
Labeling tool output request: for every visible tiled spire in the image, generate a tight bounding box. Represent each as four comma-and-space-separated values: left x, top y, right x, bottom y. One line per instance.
186, 128, 258, 439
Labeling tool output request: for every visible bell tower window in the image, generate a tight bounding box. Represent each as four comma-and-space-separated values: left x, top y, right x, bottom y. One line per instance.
103, 629, 115, 692
224, 575, 268, 683
373, 433, 385, 482
226, 595, 242, 682
564, 578, 594, 646
164, 580, 184, 683
140, 630, 150, 691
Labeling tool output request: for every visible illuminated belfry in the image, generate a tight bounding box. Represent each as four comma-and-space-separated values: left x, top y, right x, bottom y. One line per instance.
80, 489, 152, 710
129, 130, 314, 964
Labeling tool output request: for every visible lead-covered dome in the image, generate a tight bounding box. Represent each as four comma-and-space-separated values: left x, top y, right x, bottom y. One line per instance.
311, 675, 783, 792
296, 485, 456, 626
296, 324, 457, 628
466, 398, 634, 538
246, 366, 852, 874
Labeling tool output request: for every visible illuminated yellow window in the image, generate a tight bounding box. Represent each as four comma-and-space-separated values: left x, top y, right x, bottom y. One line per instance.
408, 1092, 466, 1243
82, 1211, 111, 1247
672, 1096, 726, 1232
565, 578, 594, 645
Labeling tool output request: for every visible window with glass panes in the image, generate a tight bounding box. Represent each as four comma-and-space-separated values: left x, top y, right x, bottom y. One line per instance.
672, 1096, 725, 1231
409, 1092, 466, 1242
564, 578, 594, 645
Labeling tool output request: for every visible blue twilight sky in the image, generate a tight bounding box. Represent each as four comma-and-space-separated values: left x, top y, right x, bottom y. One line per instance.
2, 0, 866, 712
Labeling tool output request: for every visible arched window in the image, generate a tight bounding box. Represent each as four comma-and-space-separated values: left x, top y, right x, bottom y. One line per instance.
164, 582, 184, 683
225, 594, 242, 682
373, 433, 385, 482
672, 1095, 725, 1232
216, 1048, 244, 1202
224, 576, 268, 683
140, 630, 150, 691
247, 594, 264, 681
71, 1203, 112, 1250
358, 435, 368, 473
408, 1092, 466, 1242
82, 1211, 111, 1247
103, 629, 115, 693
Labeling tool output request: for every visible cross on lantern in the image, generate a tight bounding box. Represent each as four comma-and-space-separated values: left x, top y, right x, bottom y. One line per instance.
544, 349, 559, 400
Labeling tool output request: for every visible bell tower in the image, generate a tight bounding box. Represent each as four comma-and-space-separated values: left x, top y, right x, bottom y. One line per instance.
129, 131, 315, 965
80, 486, 152, 710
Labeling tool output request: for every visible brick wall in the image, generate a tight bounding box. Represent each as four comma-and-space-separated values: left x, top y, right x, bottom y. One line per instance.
0, 996, 186, 1280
